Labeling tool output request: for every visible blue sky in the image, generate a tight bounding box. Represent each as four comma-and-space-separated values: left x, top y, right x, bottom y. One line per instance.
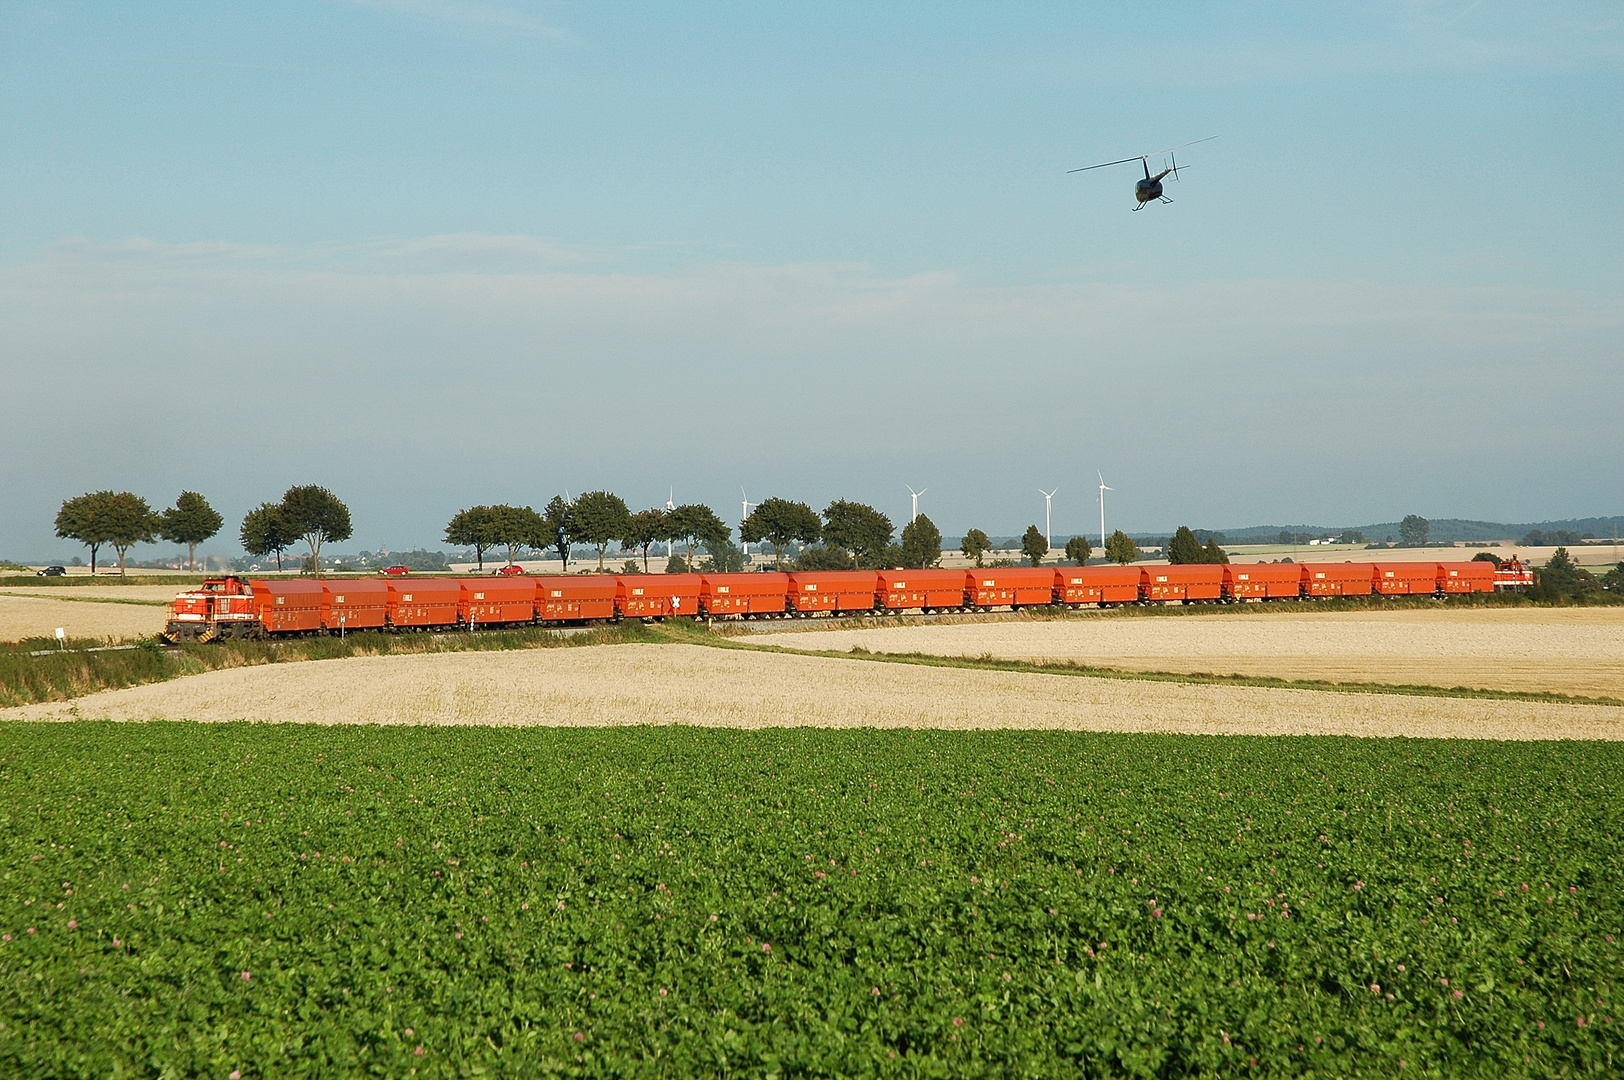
2, 2, 1620, 558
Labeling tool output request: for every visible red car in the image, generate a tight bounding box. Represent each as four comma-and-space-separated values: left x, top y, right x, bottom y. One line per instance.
494, 565, 527, 576
379, 565, 411, 576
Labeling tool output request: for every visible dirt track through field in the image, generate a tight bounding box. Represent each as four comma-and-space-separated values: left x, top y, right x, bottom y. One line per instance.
5, 643, 1620, 740
756, 608, 1624, 699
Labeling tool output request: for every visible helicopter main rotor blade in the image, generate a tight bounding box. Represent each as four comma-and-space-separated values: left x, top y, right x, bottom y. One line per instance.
1067, 155, 1145, 174
1144, 135, 1218, 158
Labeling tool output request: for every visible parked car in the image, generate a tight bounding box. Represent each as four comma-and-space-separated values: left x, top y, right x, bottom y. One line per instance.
38, 565, 66, 577
494, 565, 527, 576
379, 565, 411, 576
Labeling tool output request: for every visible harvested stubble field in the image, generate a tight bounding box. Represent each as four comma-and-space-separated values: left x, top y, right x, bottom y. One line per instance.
759, 607, 1624, 700
0, 592, 167, 644
6, 643, 1622, 741
1, 723, 1619, 1077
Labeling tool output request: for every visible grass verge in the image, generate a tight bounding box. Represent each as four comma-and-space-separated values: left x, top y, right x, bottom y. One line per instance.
1, 724, 1619, 1076
0, 624, 654, 708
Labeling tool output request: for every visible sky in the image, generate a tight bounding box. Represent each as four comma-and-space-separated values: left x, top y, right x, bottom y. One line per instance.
2, 1, 1621, 560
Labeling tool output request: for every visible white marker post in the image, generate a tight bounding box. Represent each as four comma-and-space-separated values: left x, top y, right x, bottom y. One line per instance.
55, 627, 65, 651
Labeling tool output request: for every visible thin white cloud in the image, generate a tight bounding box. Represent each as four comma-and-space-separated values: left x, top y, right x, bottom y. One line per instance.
2, 234, 1619, 559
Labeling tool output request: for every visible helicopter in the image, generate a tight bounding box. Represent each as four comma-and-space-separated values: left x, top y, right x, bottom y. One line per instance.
1069, 136, 1217, 210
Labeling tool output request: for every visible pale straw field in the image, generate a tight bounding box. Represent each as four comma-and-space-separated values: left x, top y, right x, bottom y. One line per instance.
0, 591, 168, 642
6, 643, 1620, 740
757, 608, 1624, 699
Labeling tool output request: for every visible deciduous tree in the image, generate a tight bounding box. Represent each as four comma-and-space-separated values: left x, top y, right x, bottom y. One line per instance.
960, 528, 992, 568
1105, 529, 1138, 565
1399, 514, 1430, 547
740, 498, 822, 567
100, 492, 161, 578
240, 503, 293, 571
489, 505, 544, 567
158, 491, 223, 571
278, 485, 352, 578
541, 496, 574, 571
669, 504, 730, 571
1064, 535, 1093, 565
444, 506, 499, 571
55, 491, 114, 574
900, 514, 943, 569
570, 491, 632, 570
1167, 526, 1203, 565
1021, 525, 1049, 567
623, 508, 668, 573
1203, 539, 1229, 565
822, 500, 894, 569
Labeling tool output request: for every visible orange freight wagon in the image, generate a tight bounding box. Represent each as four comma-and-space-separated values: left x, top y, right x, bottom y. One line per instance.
699, 573, 790, 616
1436, 561, 1495, 595
1373, 563, 1437, 597
1058, 565, 1141, 605
322, 578, 388, 631
617, 574, 702, 618
786, 571, 879, 614
1223, 563, 1303, 601
1301, 563, 1375, 597
459, 577, 538, 626
250, 578, 323, 634
876, 569, 967, 611
966, 567, 1058, 609
387, 578, 460, 628
537, 575, 617, 622
1141, 565, 1225, 603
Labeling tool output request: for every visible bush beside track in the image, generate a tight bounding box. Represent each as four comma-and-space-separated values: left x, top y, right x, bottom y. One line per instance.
0, 725, 1618, 1077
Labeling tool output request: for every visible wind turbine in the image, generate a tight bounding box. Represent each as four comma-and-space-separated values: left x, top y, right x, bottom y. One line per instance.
906, 485, 927, 523
665, 488, 677, 561
740, 487, 756, 557
1039, 488, 1057, 549
1097, 473, 1114, 551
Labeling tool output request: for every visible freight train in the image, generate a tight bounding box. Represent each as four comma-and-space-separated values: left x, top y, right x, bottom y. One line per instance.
162, 559, 1530, 642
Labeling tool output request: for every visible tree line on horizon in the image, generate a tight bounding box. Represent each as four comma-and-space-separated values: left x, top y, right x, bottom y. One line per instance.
52, 485, 1237, 577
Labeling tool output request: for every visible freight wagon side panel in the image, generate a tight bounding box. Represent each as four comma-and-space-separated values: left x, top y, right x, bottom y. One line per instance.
1059, 566, 1141, 604
1224, 564, 1303, 600
1373, 564, 1435, 596
967, 568, 1059, 607
538, 576, 618, 621
322, 579, 389, 630
787, 572, 879, 612
460, 579, 539, 624
1436, 562, 1495, 594
387, 579, 461, 628
249, 579, 323, 633
617, 574, 703, 618
699, 573, 790, 616
876, 570, 966, 610
1302, 564, 1376, 597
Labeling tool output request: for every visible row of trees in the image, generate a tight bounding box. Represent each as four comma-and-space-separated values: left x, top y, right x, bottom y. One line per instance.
442, 495, 735, 573
57, 486, 1230, 579
238, 486, 354, 574
55, 491, 225, 576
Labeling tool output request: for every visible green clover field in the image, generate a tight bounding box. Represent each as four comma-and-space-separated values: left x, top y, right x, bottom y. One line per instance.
1, 723, 1619, 1077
